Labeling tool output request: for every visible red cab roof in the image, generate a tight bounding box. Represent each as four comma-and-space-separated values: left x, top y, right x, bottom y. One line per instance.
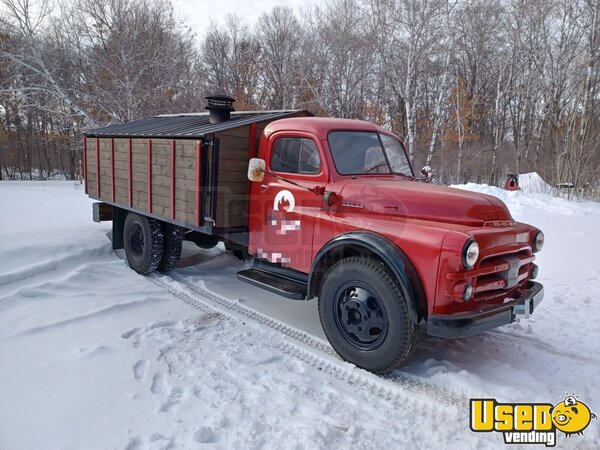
264, 117, 393, 141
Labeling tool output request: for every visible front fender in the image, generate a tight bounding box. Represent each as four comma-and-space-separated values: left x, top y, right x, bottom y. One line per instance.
308, 231, 427, 324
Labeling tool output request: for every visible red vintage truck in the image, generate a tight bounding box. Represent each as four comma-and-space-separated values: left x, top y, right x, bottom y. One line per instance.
84, 95, 544, 373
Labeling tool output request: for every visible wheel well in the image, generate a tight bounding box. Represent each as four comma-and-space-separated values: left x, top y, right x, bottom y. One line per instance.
308, 237, 427, 325
309, 244, 387, 298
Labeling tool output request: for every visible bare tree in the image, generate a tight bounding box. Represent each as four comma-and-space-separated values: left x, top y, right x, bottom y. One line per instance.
1, 0, 600, 190
0, 0, 95, 126
202, 15, 261, 109
256, 6, 302, 109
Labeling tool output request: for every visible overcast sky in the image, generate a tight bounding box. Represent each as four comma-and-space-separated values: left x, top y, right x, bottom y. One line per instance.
173, 0, 322, 37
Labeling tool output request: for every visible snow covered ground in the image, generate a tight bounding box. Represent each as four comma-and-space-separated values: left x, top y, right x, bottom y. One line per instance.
1, 179, 599, 449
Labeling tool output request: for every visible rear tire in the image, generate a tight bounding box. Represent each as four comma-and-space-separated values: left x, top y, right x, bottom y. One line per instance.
318, 256, 418, 374
159, 223, 182, 272
123, 212, 164, 275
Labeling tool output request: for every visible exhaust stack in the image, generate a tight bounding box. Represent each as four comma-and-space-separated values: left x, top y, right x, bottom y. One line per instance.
205, 94, 235, 124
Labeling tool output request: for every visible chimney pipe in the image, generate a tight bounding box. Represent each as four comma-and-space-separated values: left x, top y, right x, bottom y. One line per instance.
205, 94, 235, 124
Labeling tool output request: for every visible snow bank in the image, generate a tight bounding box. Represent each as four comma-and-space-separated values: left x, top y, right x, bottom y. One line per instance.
518, 171, 554, 194
452, 177, 600, 219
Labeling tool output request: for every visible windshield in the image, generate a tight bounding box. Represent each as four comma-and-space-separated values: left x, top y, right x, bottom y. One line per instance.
328, 131, 413, 177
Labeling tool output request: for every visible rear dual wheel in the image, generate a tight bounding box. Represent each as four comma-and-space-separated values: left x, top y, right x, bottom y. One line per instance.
159, 223, 182, 272
123, 212, 182, 274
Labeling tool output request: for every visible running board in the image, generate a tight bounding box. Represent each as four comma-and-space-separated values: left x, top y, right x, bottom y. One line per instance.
236, 268, 307, 300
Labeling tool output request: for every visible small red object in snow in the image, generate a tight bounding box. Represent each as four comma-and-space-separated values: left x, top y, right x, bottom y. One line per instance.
504, 174, 519, 191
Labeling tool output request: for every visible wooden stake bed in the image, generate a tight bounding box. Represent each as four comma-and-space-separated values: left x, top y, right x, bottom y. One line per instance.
83, 110, 311, 233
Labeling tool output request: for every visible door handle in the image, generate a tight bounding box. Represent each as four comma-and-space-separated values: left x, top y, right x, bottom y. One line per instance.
260, 184, 269, 191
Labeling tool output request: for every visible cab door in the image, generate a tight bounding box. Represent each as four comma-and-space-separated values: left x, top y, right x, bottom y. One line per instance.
248, 132, 328, 273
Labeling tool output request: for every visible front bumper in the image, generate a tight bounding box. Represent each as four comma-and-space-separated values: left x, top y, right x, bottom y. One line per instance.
426, 281, 544, 338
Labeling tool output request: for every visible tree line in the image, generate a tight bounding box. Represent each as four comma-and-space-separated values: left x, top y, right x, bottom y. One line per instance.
1, 0, 599, 189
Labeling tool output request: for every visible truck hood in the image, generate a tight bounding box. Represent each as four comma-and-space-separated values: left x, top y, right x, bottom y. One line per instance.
338, 178, 512, 227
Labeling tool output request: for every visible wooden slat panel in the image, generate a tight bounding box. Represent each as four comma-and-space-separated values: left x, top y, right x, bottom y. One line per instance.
218, 135, 250, 150
85, 139, 96, 156
86, 137, 97, 200
146, 173, 196, 190
115, 192, 128, 205
100, 182, 112, 199
132, 168, 146, 184
126, 150, 197, 167
147, 187, 194, 211
219, 146, 248, 157
217, 170, 247, 183
131, 180, 147, 192
214, 129, 250, 229
114, 159, 128, 171
175, 196, 194, 215
175, 140, 197, 158
151, 140, 170, 161
151, 164, 198, 180
151, 138, 173, 147
219, 126, 250, 139
114, 168, 129, 180
87, 171, 98, 197
150, 204, 195, 225
130, 152, 160, 166
87, 136, 203, 225
113, 139, 129, 161
132, 140, 147, 156
99, 164, 112, 177
114, 177, 128, 189
99, 158, 114, 169
215, 159, 248, 171
132, 188, 147, 211
175, 156, 197, 171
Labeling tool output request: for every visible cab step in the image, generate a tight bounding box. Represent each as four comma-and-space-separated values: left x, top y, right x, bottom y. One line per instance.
237, 268, 307, 300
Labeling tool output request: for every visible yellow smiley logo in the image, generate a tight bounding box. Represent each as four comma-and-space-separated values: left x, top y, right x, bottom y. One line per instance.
551, 395, 597, 436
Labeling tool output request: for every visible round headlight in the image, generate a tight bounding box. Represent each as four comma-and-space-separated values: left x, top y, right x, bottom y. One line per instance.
533, 231, 544, 253
462, 240, 479, 269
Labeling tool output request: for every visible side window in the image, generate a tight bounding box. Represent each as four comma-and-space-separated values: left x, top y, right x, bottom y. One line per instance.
271, 138, 321, 174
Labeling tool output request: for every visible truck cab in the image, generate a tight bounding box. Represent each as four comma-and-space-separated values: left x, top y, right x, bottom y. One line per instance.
85, 97, 544, 374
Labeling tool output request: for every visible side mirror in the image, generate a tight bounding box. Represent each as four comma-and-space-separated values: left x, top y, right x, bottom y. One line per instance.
420, 165, 435, 183
248, 158, 266, 182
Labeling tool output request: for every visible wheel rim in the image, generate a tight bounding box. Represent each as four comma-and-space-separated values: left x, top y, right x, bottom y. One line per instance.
334, 284, 388, 350
128, 222, 145, 260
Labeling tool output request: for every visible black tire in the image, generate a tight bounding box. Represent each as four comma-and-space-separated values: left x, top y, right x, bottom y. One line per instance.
159, 223, 182, 272
123, 212, 164, 275
318, 256, 418, 374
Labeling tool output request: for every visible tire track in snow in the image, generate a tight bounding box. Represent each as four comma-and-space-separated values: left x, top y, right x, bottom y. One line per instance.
149, 272, 468, 409
486, 330, 600, 365
2, 298, 161, 340
0, 244, 113, 287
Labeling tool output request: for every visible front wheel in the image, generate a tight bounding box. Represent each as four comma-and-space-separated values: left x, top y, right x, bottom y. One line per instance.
318, 256, 418, 373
